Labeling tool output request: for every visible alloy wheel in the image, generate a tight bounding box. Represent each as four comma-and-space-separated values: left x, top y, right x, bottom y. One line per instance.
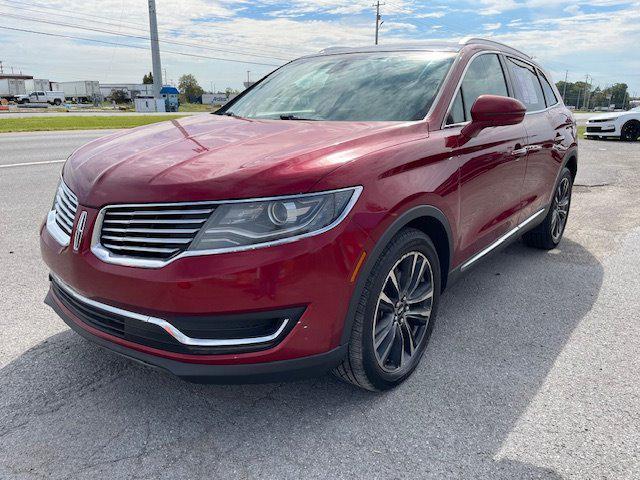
622, 122, 640, 141
372, 251, 434, 373
551, 177, 570, 242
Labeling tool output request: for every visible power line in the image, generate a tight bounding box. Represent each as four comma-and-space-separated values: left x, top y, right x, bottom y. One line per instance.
0, 11, 295, 61
0, 0, 312, 59
0, 25, 282, 67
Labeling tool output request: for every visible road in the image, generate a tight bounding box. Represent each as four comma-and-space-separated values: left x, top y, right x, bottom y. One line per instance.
0, 130, 118, 167
0, 111, 205, 118
1, 131, 639, 479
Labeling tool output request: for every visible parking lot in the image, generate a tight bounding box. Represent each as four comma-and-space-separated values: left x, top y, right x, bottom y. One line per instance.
1, 131, 639, 478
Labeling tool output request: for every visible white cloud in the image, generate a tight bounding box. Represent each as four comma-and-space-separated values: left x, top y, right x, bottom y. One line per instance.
1, 0, 638, 94
483, 22, 502, 30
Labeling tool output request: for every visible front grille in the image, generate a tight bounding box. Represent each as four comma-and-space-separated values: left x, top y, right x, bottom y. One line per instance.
50, 277, 302, 355
98, 203, 215, 260
53, 181, 78, 237
586, 126, 602, 133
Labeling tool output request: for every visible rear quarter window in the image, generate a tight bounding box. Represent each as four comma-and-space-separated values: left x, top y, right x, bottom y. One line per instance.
538, 71, 559, 107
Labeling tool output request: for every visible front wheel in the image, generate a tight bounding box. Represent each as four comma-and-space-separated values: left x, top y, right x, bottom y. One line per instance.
523, 167, 573, 250
334, 228, 440, 391
621, 120, 640, 142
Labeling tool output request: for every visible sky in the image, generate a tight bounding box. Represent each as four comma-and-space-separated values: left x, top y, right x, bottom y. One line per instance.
1, 0, 639, 94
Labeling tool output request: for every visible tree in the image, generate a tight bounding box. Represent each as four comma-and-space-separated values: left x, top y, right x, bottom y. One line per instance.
225, 87, 240, 97
142, 72, 153, 84
178, 74, 204, 103
108, 89, 128, 104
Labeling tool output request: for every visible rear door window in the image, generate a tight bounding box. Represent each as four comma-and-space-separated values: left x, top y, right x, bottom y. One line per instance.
446, 53, 508, 125
505, 57, 546, 111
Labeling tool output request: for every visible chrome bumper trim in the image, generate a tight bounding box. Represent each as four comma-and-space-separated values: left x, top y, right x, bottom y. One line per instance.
51, 275, 290, 347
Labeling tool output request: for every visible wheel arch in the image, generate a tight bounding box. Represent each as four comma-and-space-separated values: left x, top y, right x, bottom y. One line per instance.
565, 153, 578, 180
340, 205, 453, 345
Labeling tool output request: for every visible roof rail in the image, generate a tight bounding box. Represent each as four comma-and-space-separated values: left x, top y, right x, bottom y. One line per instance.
459, 37, 531, 59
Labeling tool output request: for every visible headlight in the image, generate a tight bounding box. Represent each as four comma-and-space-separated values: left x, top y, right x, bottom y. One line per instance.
188, 186, 362, 252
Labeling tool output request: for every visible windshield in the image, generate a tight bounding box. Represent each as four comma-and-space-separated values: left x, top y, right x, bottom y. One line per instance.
221, 51, 456, 122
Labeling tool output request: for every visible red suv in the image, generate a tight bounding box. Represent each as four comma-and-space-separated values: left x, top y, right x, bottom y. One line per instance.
41, 38, 577, 391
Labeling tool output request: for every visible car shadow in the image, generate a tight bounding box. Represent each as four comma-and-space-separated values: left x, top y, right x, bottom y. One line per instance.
0, 237, 602, 479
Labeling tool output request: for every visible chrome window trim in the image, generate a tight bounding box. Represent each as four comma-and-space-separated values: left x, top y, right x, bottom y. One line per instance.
91, 186, 363, 269
460, 208, 545, 271
51, 274, 291, 347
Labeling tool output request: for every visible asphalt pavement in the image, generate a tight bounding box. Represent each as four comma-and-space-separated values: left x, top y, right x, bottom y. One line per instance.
0, 111, 204, 118
0, 130, 638, 479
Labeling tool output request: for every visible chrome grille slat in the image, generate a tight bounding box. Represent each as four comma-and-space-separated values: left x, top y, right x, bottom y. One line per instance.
104, 218, 207, 225
55, 195, 75, 221
102, 235, 193, 244
102, 243, 181, 254
106, 208, 213, 216
98, 202, 216, 261
102, 227, 200, 234
57, 190, 77, 210
51, 181, 78, 242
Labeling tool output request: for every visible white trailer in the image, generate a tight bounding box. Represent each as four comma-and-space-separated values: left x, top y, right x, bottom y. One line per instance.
24, 79, 51, 92
0, 78, 26, 100
59, 81, 101, 103
99, 83, 154, 101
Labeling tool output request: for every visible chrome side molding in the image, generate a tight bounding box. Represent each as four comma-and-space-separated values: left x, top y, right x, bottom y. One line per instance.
460, 208, 546, 271
51, 275, 290, 347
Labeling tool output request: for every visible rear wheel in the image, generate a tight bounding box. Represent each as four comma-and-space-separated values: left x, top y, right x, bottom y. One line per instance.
621, 120, 640, 141
53, 98, 62, 106
523, 167, 573, 250
333, 228, 440, 391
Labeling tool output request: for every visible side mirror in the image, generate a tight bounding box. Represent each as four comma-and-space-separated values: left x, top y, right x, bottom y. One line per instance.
459, 95, 526, 144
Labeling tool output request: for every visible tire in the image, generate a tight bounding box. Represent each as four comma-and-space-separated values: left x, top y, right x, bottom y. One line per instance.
333, 228, 441, 391
523, 167, 573, 250
53, 98, 62, 106
620, 120, 640, 142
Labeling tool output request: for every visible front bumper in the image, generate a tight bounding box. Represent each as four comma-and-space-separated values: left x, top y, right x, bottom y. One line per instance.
47, 287, 347, 383
585, 123, 619, 137
41, 204, 371, 377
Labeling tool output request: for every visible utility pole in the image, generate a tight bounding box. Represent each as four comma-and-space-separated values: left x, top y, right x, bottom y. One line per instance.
562, 70, 568, 102
583, 74, 591, 110
374, 1, 385, 45
0, 60, 3, 74
147, 0, 163, 99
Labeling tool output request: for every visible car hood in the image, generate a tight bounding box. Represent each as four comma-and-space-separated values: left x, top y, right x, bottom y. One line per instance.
64, 114, 414, 207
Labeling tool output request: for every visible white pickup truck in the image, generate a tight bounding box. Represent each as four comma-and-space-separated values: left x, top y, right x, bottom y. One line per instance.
16, 91, 65, 106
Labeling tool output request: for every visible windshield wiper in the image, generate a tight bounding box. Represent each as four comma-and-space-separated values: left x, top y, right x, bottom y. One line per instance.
279, 114, 317, 121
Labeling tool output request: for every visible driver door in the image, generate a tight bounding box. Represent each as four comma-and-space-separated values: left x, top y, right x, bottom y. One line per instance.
444, 53, 528, 264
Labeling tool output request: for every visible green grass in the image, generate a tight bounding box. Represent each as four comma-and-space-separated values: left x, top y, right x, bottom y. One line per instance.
0, 115, 188, 133
178, 103, 216, 112
577, 125, 586, 137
